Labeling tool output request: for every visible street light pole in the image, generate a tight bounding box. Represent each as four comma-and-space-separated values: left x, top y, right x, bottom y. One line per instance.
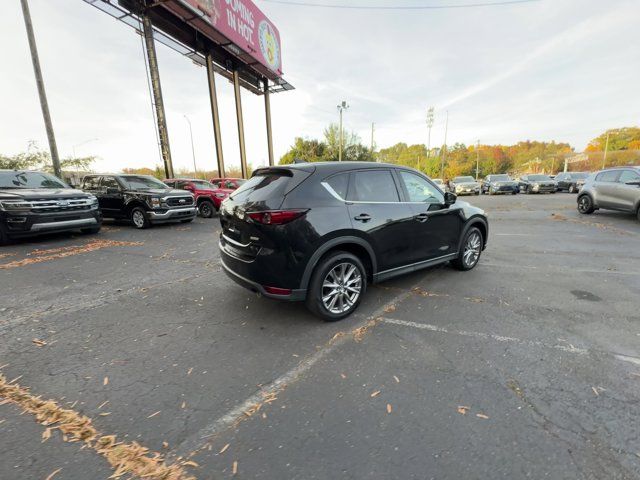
20, 0, 61, 178
426, 107, 435, 172
184, 115, 198, 178
441, 110, 449, 179
476, 140, 480, 181
337, 101, 349, 161
602, 132, 610, 170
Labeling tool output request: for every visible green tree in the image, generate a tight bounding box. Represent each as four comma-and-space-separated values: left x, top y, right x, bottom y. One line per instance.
586, 127, 640, 152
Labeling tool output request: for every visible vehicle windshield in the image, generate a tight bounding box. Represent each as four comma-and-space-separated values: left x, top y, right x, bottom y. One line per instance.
121, 175, 169, 190
491, 175, 511, 181
571, 172, 589, 179
0, 171, 68, 189
454, 176, 475, 183
190, 180, 216, 189
528, 174, 552, 181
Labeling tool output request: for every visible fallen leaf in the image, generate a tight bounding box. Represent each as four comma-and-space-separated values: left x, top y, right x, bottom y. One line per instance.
181, 401, 186, 409
162, 441, 169, 448
32, 339, 47, 347
591, 386, 599, 396
386, 403, 392, 414
42, 428, 52, 442
99, 412, 111, 416
232, 460, 238, 475
340, 373, 347, 379
98, 400, 109, 409
393, 375, 400, 383
370, 390, 381, 398
187, 368, 193, 376
384, 304, 396, 313
147, 411, 161, 418
476, 413, 489, 419
457, 406, 470, 415
183, 460, 199, 467
45, 468, 62, 480
219, 443, 230, 454
103, 377, 109, 386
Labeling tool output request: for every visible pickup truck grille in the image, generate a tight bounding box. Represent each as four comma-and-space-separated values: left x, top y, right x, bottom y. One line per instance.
13, 198, 95, 212
166, 196, 194, 207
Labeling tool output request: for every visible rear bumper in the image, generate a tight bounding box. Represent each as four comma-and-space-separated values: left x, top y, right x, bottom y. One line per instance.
148, 207, 197, 223
220, 254, 306, 301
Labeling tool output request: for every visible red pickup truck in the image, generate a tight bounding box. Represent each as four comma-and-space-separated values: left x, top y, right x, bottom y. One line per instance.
163, 178, 230, 218
209, 178, 246, 191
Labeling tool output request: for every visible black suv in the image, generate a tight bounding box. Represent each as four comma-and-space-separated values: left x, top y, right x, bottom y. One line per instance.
219, 162, 488, 320
0, 170, 101, 245
81, 174, 197, 228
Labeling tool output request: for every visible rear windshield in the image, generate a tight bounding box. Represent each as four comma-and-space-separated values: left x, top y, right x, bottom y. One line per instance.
454, 176, 475, 183
490, 175, 511, 181
0, 171, 67, 189
231, 171, 294, 203
571, 173, 589, 179
528, 175, 552, 181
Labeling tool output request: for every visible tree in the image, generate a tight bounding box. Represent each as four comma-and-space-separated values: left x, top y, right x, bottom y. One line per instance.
279, 124, 372, 164
0, 141, 96, 173
586, 127, 640, 152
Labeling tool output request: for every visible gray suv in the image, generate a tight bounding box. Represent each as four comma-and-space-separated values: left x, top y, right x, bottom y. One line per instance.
577, 167, 640, 221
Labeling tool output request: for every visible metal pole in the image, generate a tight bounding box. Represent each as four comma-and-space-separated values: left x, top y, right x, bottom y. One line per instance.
233, 69, 248, 179
205, 52, 225, 178
338, 107, 343, 162
602, 132, 610, 170
184, 115, 198, 177
20, 0, 61, 178
264, 79, 274, 166
476, 140, 480, 180
441, 110, 449, 180
141, 13, 173, 178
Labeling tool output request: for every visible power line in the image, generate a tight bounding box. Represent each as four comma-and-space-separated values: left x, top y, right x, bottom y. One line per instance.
259, 0, 539, 10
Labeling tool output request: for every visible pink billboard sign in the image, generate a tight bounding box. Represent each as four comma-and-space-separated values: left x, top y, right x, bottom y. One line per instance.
179, 0, 283, 77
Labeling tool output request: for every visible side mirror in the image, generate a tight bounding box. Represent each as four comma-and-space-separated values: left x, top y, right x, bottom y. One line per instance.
444, 191, 457, 206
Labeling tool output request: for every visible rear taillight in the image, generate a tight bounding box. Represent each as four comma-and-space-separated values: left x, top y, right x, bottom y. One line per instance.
247, 209, 308, 225
264, 286, 292, 296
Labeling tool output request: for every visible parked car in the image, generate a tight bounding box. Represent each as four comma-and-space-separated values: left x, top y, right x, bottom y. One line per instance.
449, 176, 481, 196
554, 172, 590, 193
210, 178, 246, 191
82, 174, 197, 229
577, 167, 640, 221
432, 178, 447, 191
0, 170, 101, 245
164, 178, 227, 218
481, 174, 519, 195
219, 162, 488, 321
517, 174, 557, 194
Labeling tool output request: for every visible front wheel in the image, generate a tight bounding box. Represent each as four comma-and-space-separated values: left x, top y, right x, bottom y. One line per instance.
130, 206, 150, 229
451, 227, 483, 271
306, 251, 367, 322
577, 195, 595, 214
568, 185, 576, 193
198, 200, 215, 218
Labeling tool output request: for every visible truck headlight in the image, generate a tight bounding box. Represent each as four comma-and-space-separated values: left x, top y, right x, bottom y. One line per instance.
150, 197, 161, 209
0, 200, 30, 211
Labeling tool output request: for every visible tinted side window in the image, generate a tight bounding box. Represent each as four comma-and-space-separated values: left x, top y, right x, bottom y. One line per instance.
348, 170, 399, 203
399, 171, 444, 204
596, 171, 619, 182
324, 173, 349, 200
101, 176, 119, 189
83, 176, 99, 189
618, 170, 640, 183
164, 181, 175, 188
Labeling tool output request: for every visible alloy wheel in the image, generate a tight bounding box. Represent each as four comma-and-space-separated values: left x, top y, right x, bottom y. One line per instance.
132, 210, 146, 228
463, 232, 482, 268
322, 262, 362, 315
200, 202, 213, 218
578, 196, 591, 213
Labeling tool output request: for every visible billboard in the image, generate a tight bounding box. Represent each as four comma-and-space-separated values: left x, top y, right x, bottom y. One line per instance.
173, 0, 283, 77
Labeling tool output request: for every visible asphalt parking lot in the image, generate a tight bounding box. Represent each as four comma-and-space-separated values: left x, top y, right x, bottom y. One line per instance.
1, 193, 640, 480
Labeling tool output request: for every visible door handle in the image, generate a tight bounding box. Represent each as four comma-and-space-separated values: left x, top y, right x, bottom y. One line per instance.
354, 213, 371, 222
415, 213, 429, 222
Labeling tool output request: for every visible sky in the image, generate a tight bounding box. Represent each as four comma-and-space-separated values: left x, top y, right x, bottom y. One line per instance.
1, 0, 639, 174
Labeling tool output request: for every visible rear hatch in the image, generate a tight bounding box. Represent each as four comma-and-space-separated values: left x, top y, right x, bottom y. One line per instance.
219, 166, 314, 260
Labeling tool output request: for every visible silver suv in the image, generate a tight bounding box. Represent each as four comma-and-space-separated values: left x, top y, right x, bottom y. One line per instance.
577, 167, 640, 221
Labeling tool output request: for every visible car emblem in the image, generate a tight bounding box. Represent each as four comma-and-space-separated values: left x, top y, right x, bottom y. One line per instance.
179, 199, 186, 204
57, 200, 70, 207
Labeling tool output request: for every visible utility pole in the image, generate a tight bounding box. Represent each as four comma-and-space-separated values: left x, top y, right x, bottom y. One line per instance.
602, 132, 610, 170
184, 115, 198, 178
426, 106, 435, 157
370, 122, 375, 159
441, 110, 449, 179
337, 101, 349, 161
141, 12, 174, 178
476, 140, 480, 180
20, 0, 61, 178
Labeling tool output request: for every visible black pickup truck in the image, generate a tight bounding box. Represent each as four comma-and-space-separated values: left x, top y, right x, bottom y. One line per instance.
0, 170, 102, 245
81, 174, 197, 229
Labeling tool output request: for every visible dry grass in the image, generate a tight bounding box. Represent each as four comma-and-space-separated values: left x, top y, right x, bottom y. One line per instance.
0, 373, 196, 480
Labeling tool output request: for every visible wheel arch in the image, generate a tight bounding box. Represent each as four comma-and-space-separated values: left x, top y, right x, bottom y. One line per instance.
457, 216, 488, 253
299, 236, 377, 291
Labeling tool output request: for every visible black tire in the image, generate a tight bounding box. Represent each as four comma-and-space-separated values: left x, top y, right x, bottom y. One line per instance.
577, 195, 595, 214
130, 206, 150, 229
80, 226, 101, 235
451, 227, 483, 271
198, 200, 215, 218
305, 251, 367, 322
512, 190, 517, 195
180, 218, 194, 223
568, 184, 576, 193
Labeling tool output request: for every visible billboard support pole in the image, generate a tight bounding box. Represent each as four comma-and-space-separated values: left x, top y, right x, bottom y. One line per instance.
20, 0, 61, 179
142, 12, 174, 179
206, 52, 225, 178
233, 69, 248, 179
264, 79, 274, 166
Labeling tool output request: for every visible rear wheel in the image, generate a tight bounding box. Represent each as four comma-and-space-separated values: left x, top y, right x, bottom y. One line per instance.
306, 251, 367, 322
130, 206, 150, 229
198, 200, 215, 218
568, 184, 576, 193
577, 195, 595, 214
451, 227, 483, 271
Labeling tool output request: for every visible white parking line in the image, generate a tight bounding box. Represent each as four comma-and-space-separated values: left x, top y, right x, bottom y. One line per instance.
379, 317, 589, 355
